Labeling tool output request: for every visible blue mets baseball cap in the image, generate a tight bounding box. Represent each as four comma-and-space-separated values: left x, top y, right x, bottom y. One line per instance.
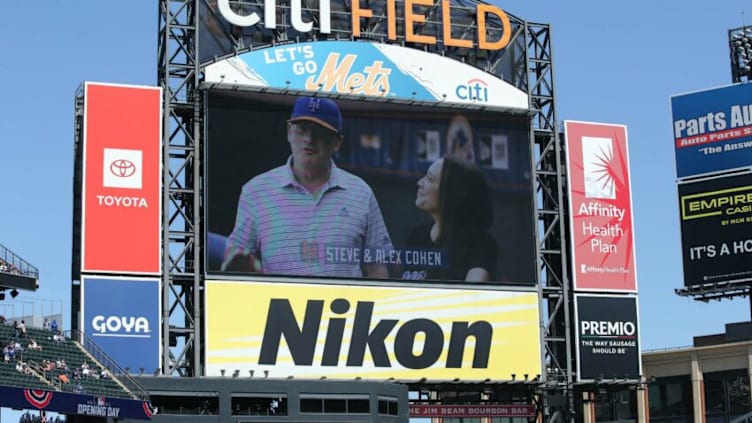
289, 97, 342, 134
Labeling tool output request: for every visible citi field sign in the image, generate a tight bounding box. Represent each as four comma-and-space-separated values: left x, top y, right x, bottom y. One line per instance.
205, 280, 541, 381
216, 0, 512, 51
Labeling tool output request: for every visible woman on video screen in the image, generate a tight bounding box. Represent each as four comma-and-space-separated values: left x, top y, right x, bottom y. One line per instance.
406, 155, 498, 282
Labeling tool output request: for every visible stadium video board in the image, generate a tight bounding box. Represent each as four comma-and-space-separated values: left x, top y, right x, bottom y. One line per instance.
205, 91, 536, 285
678, 172, 752, 287
204, 280, 542, 381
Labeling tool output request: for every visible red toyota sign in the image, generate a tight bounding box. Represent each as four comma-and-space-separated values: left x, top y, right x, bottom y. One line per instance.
564, 121, 637, 292
81, 82, 162, 274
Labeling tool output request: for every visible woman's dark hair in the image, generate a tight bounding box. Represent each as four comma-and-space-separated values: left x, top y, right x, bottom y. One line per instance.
437, 155, 493, 251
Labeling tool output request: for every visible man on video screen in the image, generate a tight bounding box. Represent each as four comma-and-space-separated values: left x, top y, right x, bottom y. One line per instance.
222, 96, 393, 278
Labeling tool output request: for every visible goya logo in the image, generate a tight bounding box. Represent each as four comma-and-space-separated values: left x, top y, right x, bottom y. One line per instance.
91, 315, 151, 338
259, 299, 492, 369
456, 78, 488, 102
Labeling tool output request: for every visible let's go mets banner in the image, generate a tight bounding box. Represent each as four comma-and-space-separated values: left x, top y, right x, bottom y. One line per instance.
205, 280, 541, 382
81, 82, 162, 274
204, 41, 528, 110
564, 121, 637, 292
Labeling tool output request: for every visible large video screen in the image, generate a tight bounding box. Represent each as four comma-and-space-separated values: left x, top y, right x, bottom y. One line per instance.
205, 91, 536, 285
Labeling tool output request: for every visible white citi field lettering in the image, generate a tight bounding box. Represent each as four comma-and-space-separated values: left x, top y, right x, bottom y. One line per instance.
216, 0, 512, 51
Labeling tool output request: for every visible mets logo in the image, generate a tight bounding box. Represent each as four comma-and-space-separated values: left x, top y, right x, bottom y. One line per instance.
109, 159, 137, 178
24, 389, 53, 409
308, 98, 321, 112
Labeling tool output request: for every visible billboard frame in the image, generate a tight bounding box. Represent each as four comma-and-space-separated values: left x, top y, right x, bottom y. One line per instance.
79, 81, 163, 275
151, 3, 573, 415
573, 293, 642, 383
675, 170, 752, 301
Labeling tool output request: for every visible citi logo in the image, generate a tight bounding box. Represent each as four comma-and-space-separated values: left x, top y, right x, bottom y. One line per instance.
259, 299, 492, 369
455, 78, 488, 102
91, 315, 151, 338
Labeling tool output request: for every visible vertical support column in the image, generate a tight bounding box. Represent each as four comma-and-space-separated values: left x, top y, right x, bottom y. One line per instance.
691, 351, 704, 423
157, 0, 201, 376
747, 345, 752, 411
636, 382, 648, 423
581, 392, 595, 423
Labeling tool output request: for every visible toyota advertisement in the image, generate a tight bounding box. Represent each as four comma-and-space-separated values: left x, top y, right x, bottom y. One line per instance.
205, 280, 541, 381
575, 294, 641, 382
82, 276, 160, 374
671, 83, 752, 178
678, 173, 752, 287
81, 82, 162, 274
564, 121, 638, 292
205, 91, 536, 285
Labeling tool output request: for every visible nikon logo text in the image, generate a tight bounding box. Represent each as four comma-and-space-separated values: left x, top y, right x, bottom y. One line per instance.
259, 299, 493, 369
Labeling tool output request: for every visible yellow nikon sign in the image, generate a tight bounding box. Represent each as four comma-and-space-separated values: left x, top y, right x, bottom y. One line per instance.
205, 280, 541, 381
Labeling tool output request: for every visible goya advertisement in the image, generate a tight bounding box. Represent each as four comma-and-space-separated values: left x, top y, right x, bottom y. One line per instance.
678, 173, 752, 287
671, 83, 752, 178
82, 276, 161, 374
205, 280, 541, 382
204, 41, 528, 110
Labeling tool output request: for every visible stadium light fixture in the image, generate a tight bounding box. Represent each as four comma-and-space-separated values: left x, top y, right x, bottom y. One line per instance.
729, 26, 752, 81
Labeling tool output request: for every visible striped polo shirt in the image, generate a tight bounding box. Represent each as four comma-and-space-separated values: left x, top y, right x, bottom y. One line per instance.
223, 157, 393, 277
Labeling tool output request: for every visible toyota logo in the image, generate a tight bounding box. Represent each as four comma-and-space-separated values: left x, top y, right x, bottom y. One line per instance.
110, 159, 137, 178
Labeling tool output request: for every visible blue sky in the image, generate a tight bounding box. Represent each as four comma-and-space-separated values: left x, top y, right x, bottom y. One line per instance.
0, 2, 751, 411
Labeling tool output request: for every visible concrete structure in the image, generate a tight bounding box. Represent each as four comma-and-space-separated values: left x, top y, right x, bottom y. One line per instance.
638, 323, 752, 423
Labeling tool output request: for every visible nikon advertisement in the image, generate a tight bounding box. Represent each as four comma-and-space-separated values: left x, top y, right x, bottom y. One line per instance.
204, 280, 541, 382
678, 173, 752, 287
575, 295, 640, 382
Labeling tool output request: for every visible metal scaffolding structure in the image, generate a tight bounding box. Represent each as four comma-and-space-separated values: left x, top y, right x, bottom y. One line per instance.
155, 0, 573, 420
